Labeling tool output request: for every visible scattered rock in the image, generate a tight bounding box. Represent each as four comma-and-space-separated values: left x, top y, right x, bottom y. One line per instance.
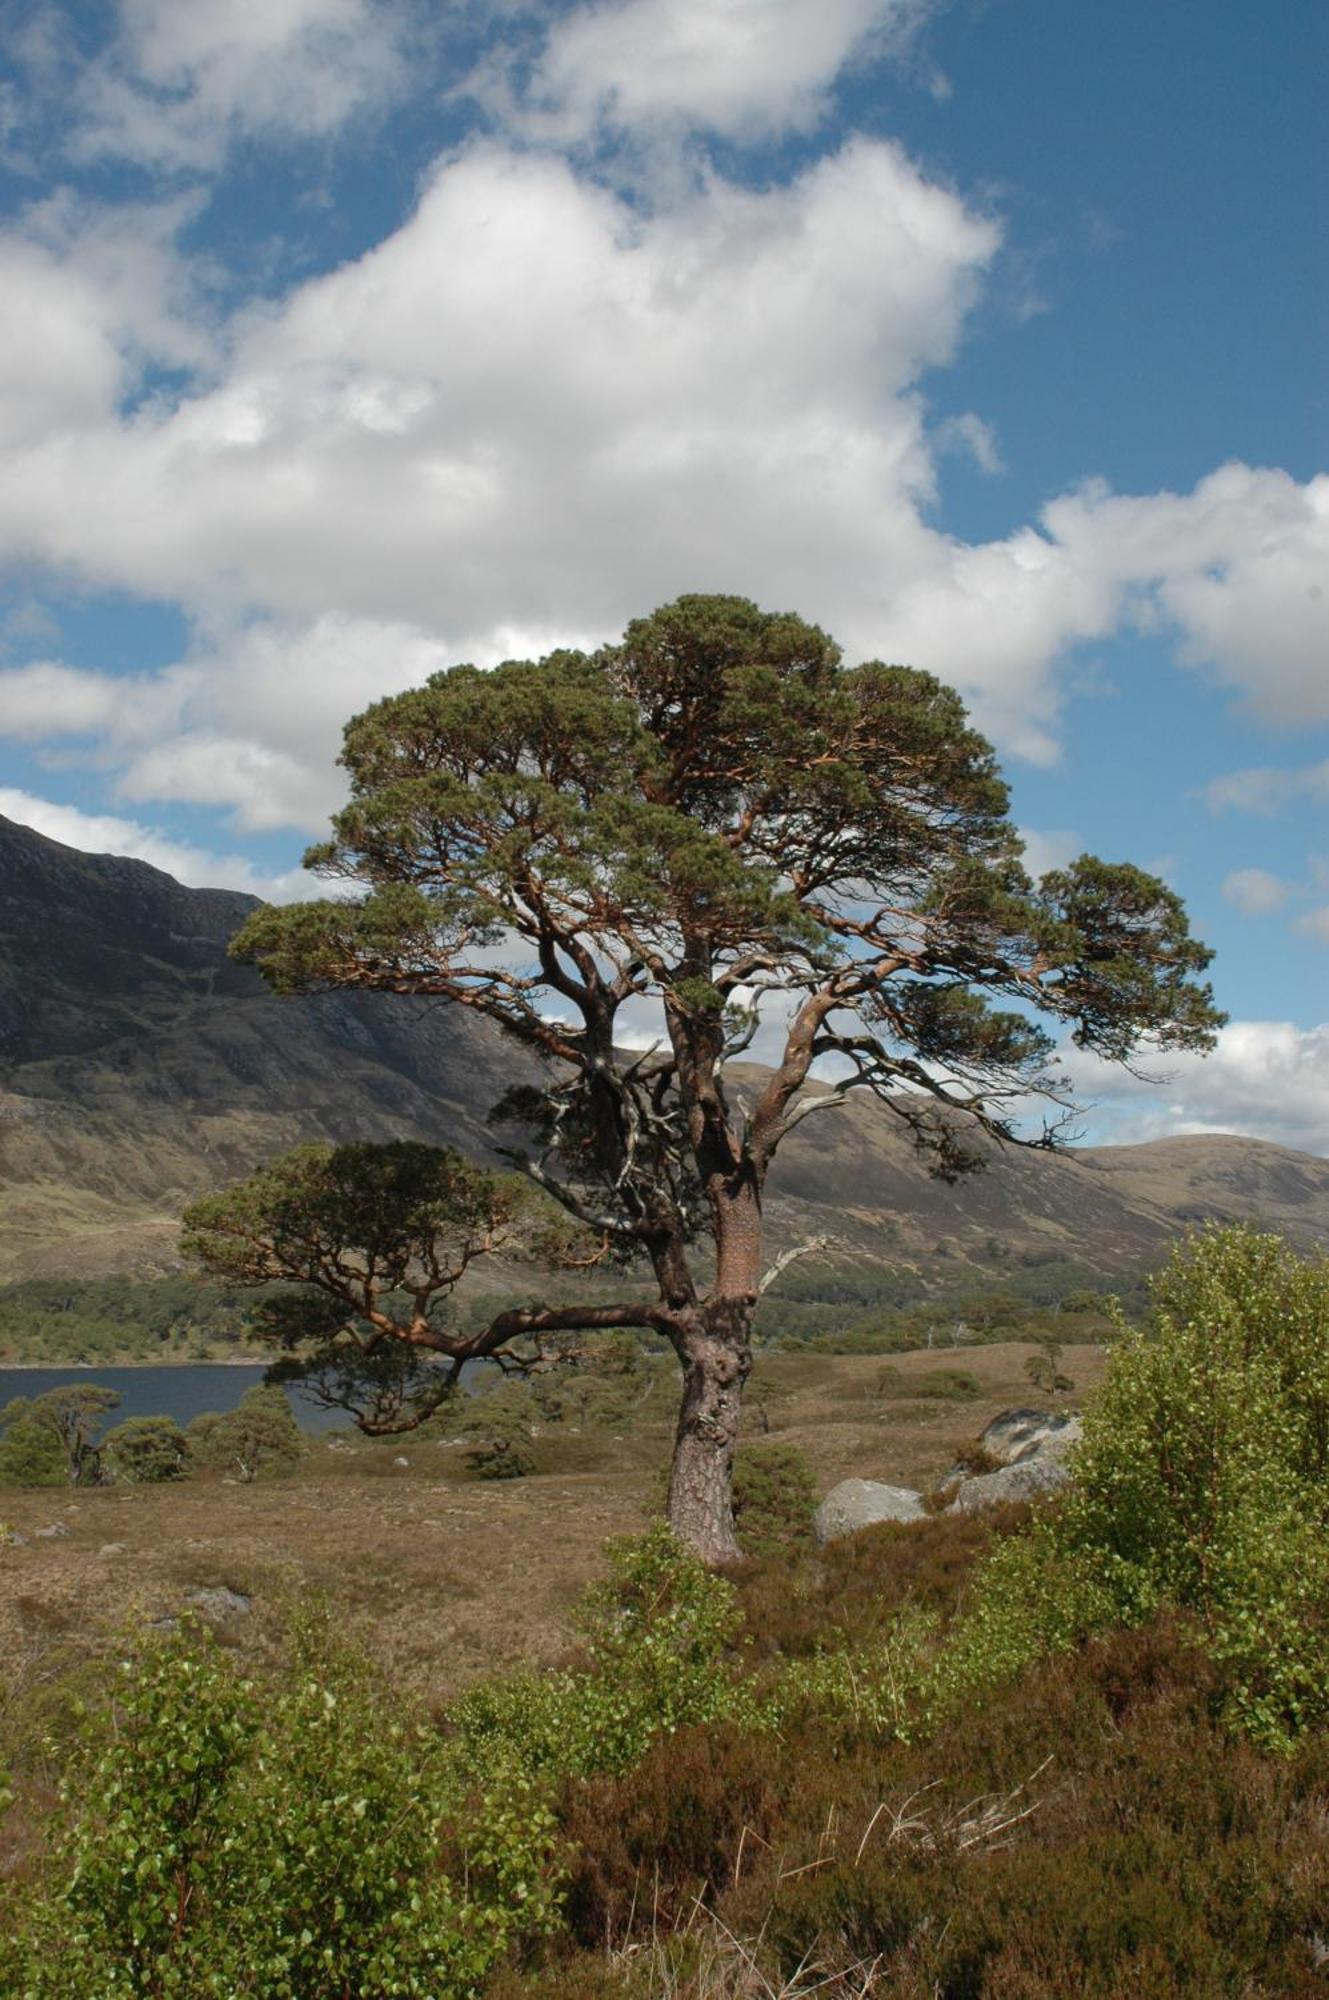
1013, 1418, 1082, 1464
98, 1542, 127, 1557
1, 1526, 27, 1547
32, 1522, 70, 1539
184, 1586, 252, 1622
978, 1408, 1081, 1468
813, 1478, 926, 1545
948, 1455, 1072, 1514
392, 1456, 409, 1468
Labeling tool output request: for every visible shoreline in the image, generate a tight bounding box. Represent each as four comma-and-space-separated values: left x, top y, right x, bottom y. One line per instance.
0, 1354, 271, 1371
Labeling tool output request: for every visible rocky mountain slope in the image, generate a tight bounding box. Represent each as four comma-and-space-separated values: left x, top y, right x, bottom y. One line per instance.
2, 812, 1327, 1288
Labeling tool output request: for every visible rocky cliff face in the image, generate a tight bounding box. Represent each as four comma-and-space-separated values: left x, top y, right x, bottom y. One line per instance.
2, 812, 1327, 1285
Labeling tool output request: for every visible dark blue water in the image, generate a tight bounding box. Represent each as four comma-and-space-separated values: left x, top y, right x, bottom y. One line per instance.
0, 1365, 348, 1435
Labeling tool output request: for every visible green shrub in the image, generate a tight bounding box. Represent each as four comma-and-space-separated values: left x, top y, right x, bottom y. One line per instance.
4, 1616, 561, 1998
937, 1227, 1329, 1748
186, 1386, 303, 1481
103, 1415, 189, 1484
0, 1387, 119, 1486
1025, 1330, 1075, 1395
873, 1362, 982, 1400
0, 1415, 66, 1488
447, 1528, 760, 1786
461, 1390, 538, 1480
731, 1442, 816, 1558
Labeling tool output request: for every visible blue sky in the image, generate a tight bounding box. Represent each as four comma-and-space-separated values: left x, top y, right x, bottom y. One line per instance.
0, 0, 1324, 1150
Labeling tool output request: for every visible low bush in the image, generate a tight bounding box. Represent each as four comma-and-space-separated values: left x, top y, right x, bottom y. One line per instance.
876, 1366, 981, 1402
0, 1613, 561, 1999
934, 1226, 1329, 1749
102, 1415, 189, 1483
186, 1385, 303, 1482
731, 1442, 816, 1558
499, 1614, 1329, 1997
461, 1391, 539, 1480
446, 1528, 763, 1789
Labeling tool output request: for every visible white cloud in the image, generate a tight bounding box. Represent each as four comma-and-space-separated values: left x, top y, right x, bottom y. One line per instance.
1016, 826, 1081, 879
0, 658, 185, 742
0, 9, 1321, 856
1205, 760, 1329, 816
1038, 466, 1329, 729
0, 190, 211, 450
1221, 867, 1293, 916
68, 0, 418, 170
499, 0, 937, 147
0, 613, 452, 835
1059, 1021, 1329, 1157
0, 786, 313, 899
934, 410, 1003, 475
1294, 907, 1329, 945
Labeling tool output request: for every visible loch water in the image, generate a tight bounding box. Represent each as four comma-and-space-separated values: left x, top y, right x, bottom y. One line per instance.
0, 1365, 346, 1435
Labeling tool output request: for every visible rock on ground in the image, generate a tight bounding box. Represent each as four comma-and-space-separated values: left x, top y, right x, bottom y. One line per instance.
184, 1586, 252, 1622
813, 1479, 926, 1546
947, 1454, 1072, 1514
978, 1407, 1082, 1467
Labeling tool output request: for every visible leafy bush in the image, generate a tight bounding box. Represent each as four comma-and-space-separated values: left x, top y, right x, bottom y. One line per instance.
731, 1442, 816, 1558
186, 1385, 303, 1482
0, 1413, 66, 1488
937, 1227, 1329, 1748
103, 1415, 189, 1484
875, 1365, 981, 1401
3, 1616, 561, 1998
447, 1528, 760, 1786
1025, 1330, 1075, 1395
0, 1387, 119, 1486
461, 1389, 538, 1480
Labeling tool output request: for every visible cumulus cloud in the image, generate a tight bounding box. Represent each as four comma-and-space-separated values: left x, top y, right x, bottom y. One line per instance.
497, 0, 937, 147
1040, 465, 1329, 730
0, 0, 1322, 919
0, 785, 313, 898
65, 0, 419, 170
1058, 1021, 1329, 1156
1221, 867, 1293, 916
0, 614, 453, 835
0, 189, 211, 450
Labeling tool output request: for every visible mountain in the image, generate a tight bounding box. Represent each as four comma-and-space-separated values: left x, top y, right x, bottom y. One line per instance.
2, 811, 1327, 1290
0, 814, 528, 1281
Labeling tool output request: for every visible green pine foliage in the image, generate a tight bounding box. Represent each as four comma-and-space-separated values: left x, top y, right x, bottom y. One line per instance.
0, 1386, 119, 1486
102, 1415, 190, 1484
0, 1412, 66, 1487
186, 1386, 303, 1482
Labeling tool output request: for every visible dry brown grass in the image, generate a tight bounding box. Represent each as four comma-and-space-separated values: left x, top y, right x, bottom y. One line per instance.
744, 1340, 1105, 1492
0, 1342, 1102, 1716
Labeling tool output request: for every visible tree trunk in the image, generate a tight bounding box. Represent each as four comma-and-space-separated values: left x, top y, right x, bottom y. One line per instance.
665, 1300, 754, 1565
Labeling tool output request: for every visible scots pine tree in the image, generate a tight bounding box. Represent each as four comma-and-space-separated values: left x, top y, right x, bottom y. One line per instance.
232, 595, 1221, 1560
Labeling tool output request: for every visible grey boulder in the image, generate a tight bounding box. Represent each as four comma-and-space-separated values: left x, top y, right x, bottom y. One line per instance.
948, 1454, 1072, 1514
814, 1479, 926, 1545
978, 1408, 1082, 1467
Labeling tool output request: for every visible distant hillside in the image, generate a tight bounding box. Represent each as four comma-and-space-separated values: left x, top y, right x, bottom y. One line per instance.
1, 811, 1327, 1290
0, 814, 528, 1280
